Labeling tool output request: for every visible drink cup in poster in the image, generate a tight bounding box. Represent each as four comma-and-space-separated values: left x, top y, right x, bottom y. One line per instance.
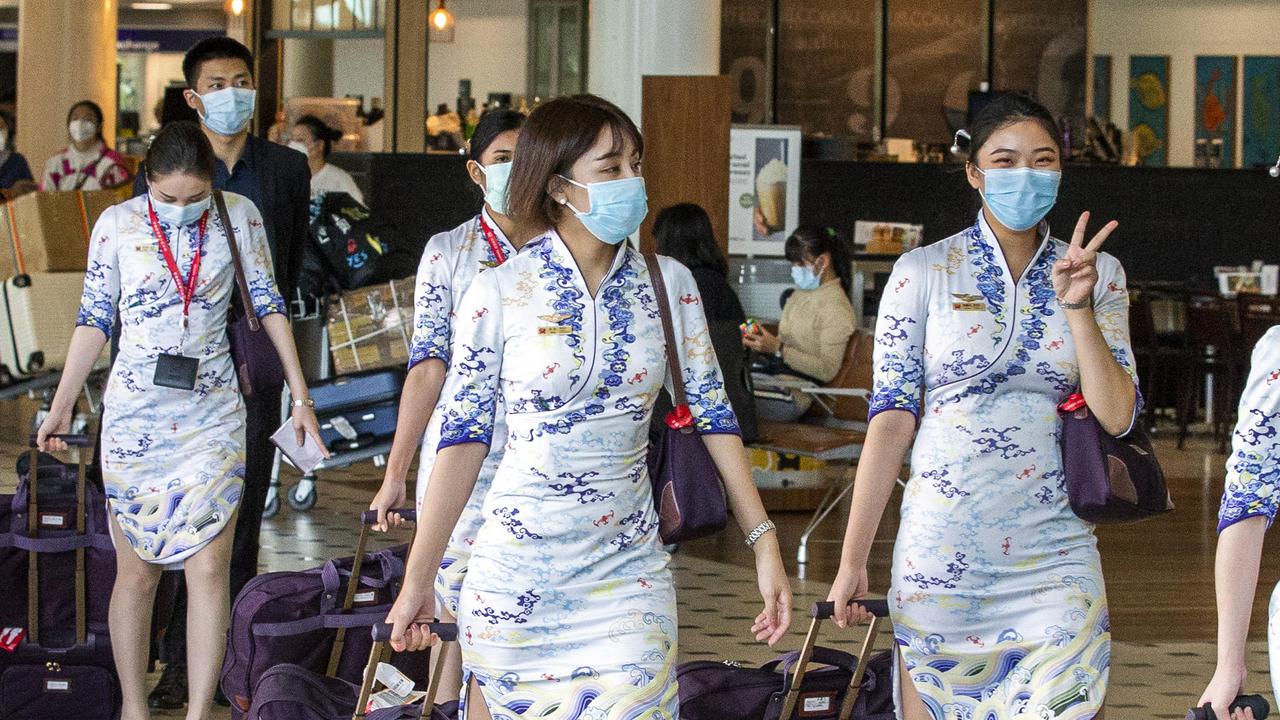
755, 158, 788, 233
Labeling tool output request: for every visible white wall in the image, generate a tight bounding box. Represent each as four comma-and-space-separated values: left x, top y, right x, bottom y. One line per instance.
333, 38, 385, 108
1090, 0, 1280, 167
426, 0, 527, 112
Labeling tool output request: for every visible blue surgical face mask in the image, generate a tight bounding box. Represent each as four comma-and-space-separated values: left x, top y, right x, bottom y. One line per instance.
791, 264, 821, 291
151, 193, 211, 227
196, 87, 257, 136
559, 176, 648, 245
976, 167, 1061, 232
480, 161, 513, 216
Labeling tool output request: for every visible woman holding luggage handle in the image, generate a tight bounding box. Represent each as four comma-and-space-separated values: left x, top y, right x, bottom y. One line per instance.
1198, 326, 1280, 720
368, 108, 527, 704
385, 95, 792, 719
825, 94, 1139, 719
36, 120, 325, 720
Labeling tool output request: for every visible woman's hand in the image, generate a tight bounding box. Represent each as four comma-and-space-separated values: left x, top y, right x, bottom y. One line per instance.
386, 576, 442, 653
290, 404, 329, 459
1197, 665, 1252, 720
369, 476, 408, 533
1052, 211, 1118, 307
743, 326, 780, 355
35, 405, 73, 453
749, 539, 792, 646
826, 563, 873, 629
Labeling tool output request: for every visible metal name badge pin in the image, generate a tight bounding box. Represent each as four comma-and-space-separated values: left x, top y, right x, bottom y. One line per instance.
537, 326, 572, 335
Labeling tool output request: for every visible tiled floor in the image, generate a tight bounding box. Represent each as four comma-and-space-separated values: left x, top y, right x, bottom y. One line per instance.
1, 426, 1273, 719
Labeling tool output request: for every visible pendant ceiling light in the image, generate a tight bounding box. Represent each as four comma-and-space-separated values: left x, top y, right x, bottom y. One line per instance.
429, 0, 456, 43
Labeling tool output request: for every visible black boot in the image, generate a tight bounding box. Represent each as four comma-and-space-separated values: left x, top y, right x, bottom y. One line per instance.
147, 662, 187, 710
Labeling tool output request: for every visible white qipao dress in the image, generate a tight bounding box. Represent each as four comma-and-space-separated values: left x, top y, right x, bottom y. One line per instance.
76, 193, 286, 566
434, 232, 738, 719
409, 208, 516, 614
871, 213, 1138, 719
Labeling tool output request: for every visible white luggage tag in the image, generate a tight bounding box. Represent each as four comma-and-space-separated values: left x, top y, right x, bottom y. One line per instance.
374, 662, 414, 698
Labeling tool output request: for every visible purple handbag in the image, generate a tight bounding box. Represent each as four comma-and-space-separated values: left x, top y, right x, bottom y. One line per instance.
643, 254, 728, 545
1059, 392, 1173, 523
215, 190, 285, 397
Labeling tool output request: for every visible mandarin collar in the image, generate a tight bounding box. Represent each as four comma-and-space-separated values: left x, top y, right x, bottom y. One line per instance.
973, 211, 1055, 283
545, 229, 634, 287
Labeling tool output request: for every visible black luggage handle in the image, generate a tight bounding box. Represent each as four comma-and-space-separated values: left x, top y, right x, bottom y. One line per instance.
28, 433, 92, 448
811, 599, 891, 620
353, 623, 459, 720
1188, 695, 1270, 720
781, 597, 892, 720
361, 508, 417, 524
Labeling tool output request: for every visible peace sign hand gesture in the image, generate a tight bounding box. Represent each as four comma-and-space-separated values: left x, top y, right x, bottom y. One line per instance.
1053, 211, 1118, 308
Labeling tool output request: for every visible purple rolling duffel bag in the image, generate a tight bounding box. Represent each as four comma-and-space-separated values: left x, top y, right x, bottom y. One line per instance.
0, 435, 120, 720
221, 510, 429, 717
677, 599, 895, 720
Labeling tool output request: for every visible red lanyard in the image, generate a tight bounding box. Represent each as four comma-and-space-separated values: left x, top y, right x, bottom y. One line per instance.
478, 214, 507, 265
146, 200, 208, 328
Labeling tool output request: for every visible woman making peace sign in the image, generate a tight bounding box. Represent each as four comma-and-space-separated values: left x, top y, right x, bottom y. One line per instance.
825, 93, 1140, 719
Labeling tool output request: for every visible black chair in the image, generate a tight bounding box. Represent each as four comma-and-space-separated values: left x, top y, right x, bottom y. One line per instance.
1177, 299, 1245, 452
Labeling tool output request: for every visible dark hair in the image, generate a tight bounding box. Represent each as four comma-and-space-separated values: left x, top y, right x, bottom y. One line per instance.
0, 109, 15, 139
966, 92, 1061, 158
785, 225, 852, 295
506, 94, 643, 231
293, 114, 342, 158
145, 120, 217, 182
468, 109, 525, 163
67, 100, 105, 142
654, 203, 727, 275
183, 36, 254, 88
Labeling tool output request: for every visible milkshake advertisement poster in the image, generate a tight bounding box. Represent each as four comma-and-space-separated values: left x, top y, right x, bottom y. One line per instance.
728, 125, 801, 256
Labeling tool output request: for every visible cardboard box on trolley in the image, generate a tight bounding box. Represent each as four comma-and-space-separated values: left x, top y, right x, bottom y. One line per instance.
0, 190, 125, 278
327, 276, 415, 376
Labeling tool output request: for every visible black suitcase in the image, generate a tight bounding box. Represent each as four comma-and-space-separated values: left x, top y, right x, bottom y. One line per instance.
0, 436, 121, 720
311, 369, 404, 453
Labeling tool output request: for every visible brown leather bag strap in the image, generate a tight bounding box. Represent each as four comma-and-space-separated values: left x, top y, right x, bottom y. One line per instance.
214, 190, 260, 332
643, 253, 688, 407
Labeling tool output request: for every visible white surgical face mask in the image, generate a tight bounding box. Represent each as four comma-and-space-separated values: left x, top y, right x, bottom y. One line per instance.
150, 193, 211, 227
287, 140, 310, 157
0, 130, 10, 152
69, 119, 97, 144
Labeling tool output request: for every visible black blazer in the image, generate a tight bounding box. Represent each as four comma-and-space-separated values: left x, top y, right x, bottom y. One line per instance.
133, 135, 311, 303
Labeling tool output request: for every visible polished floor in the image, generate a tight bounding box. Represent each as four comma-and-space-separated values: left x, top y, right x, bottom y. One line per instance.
1, 419, 1274, 719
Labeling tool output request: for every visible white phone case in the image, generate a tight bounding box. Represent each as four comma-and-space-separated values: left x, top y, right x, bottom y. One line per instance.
270, 420, 325, 475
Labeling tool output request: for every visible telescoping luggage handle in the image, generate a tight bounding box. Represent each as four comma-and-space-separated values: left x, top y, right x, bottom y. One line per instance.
23, 433, 93, 648
354, 622, 458, 720
325, 508, 419, 677
778, 599, 891, 720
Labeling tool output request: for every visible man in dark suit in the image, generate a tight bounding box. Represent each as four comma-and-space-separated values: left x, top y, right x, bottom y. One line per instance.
134, 36, 311, 711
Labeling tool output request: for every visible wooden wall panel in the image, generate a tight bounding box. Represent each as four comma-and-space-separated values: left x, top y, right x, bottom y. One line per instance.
777, 0, 878, 139
885, 0, 985, 143
993, 0, 1088, 121
639, 76, 733, 258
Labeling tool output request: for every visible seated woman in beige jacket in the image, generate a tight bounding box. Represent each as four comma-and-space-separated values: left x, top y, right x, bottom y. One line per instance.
743, 226, 857, 422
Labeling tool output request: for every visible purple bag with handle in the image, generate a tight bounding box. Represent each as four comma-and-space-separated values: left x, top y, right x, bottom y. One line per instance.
221, 511, 429, 718
215, 189, 286, 397
1058, 392, 1173, 523
643, 254, 728, 544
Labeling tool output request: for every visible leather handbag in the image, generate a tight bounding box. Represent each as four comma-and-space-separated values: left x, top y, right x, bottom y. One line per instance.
643, 254, 728, 545
215, 190, 285, 397
1059, 392, 1172, 523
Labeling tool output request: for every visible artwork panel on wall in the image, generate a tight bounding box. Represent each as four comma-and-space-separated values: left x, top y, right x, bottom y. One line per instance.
720, 0, 770, 124
1093, 55, 1111, 122
1128, 55, 1170, 167
1242, 56, 1280, 168
1194, 56, 1237, 168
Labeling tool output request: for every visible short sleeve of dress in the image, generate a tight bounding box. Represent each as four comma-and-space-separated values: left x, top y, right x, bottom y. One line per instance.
436, 270, 504, 450
1092, 255, 1143, 433
1217, 327, 1280, 533
659, 258, 740, 435
408, 232, 455, 369
231, 195, 288, 318
868, 250, 928, 421
75, 205, 120, 338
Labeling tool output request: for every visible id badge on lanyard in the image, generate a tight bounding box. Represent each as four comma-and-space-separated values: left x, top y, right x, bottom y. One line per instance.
149, 200, 208, 391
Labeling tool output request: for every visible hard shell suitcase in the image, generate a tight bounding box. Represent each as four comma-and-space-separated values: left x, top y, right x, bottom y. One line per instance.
0, 436, 120, 720
677, 599, 895, 720
221, 509, 428, 719
310, 368, 405, 452
0, 272, 87, 382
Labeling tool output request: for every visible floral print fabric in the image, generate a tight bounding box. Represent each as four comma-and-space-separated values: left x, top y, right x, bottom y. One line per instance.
1218, 326, 1280, 532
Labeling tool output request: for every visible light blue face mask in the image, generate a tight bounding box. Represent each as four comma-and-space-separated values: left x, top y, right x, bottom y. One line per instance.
151, 193, 211, 227
791, 264, 821, 291
976, 167, 1061, 232
196, 87, 257, 136
480, 161, 513, 216
560, 176, 648, 245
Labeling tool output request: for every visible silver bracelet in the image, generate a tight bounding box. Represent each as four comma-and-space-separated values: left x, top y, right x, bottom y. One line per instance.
746, 519, 777, 548
1058, 296, 1092, 310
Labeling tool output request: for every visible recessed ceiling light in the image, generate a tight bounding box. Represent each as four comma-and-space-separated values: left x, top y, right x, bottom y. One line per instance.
131, 2, 174, 9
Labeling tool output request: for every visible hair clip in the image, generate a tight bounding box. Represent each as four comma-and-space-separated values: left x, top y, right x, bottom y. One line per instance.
950, 129, 971, 156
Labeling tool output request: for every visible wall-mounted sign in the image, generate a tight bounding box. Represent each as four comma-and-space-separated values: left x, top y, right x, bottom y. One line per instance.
728, 125, 802, 256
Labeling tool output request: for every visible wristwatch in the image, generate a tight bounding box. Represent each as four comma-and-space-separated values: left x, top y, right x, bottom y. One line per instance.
291, 397, 315, 409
